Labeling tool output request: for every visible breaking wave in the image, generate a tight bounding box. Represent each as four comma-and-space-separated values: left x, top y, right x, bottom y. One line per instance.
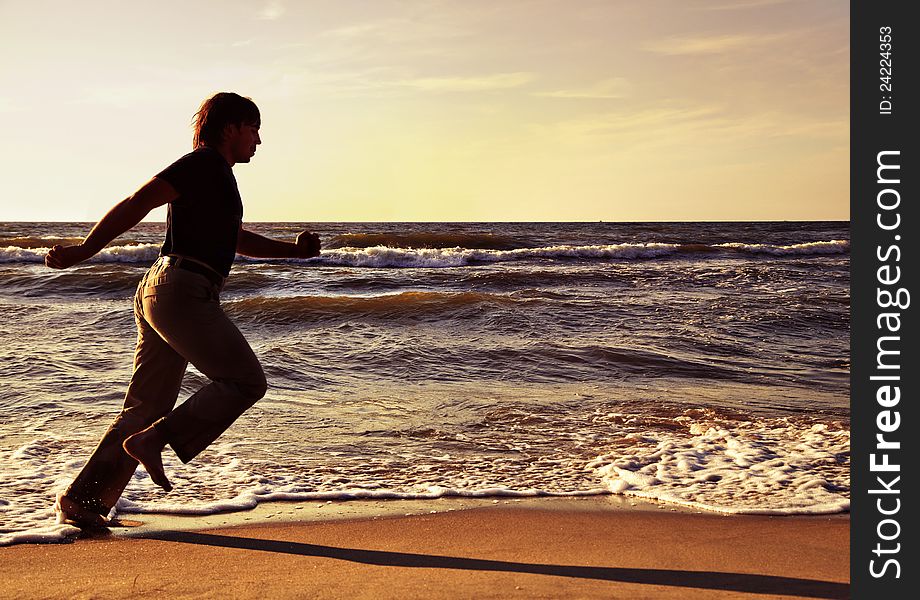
311, 240, 849, 267
0, 240, 849, 268
224, 291, 521, 324
325, 232, 525, 250
0, 243, 160, 264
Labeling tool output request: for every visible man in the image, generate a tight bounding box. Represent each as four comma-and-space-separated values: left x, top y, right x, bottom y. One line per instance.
45, 92, 319, 527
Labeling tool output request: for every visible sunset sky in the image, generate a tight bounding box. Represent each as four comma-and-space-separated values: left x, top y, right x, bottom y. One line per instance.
0, 0, 848, 222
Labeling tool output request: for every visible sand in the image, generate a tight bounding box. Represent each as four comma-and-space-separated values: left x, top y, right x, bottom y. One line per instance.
0, 497, 849, 599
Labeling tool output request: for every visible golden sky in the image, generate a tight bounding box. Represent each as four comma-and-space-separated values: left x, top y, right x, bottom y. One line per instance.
0, 0, 849, 222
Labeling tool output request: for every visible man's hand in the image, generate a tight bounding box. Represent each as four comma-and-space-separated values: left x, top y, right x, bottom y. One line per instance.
294, 231, 322, 258
45, 244, 94, 269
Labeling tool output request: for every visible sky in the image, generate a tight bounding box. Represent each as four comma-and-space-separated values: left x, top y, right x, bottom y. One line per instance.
0, 0, 849, 222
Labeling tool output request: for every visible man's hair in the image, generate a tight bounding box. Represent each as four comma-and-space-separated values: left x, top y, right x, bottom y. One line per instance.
192, 92, 260, 149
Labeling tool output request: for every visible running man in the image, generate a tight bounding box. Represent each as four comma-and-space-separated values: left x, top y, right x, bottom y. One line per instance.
45, 92, 320, 526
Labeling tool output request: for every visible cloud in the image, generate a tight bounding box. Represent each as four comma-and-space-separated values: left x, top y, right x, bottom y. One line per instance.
253, 68, 535, 99
399, 72, 535, 92
258, 1, 285, 21
698, 0, 794, 10
544, 105, 723, 140
536, 78, 632, 100
320, 15, 468, 43
532, 103, 846, 154
322, 19, 408, 40
644, 33, 786, 55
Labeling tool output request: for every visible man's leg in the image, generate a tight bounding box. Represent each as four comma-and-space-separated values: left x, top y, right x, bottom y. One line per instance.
62, 301, 187, 520
125, 268, 266, 468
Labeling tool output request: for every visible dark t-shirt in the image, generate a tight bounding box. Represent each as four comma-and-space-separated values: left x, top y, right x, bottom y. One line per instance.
156, 147, 242, 277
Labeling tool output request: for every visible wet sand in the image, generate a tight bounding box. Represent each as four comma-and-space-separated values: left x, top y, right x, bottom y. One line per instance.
0, 497, 849, 599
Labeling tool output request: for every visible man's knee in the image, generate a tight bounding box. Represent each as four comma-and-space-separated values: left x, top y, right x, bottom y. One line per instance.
113, 408, 163, 434
238, 370, 267, 403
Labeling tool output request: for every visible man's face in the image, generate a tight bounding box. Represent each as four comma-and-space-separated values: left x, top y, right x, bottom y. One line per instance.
226, 122, 261, 163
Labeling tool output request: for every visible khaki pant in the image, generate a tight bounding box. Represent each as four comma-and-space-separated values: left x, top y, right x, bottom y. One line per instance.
64, 257, 267, 517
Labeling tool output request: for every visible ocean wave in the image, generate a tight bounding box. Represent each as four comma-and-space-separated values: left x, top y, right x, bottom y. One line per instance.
715, 240, 849, 255
0, 268, 145, 297
0, 243, 161, 264
313, 240, 849, 267
325, 232, 525, 250
0, 236, 86, 249
225, 291, 521, 324
313, 243, 678, 268
0, 266, 285, 298
0, 240, 849, 267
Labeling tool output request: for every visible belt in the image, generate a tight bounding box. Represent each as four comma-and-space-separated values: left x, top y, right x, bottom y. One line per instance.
161, 255, 224, 286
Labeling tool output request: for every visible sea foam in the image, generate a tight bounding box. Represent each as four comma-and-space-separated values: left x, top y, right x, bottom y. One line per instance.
0, 243, 161, 264
310, 240, 849, 268
0, 407, 849, 546
587, 416, 850, 515
1, 240, 850, 267
715, 240, 850, 256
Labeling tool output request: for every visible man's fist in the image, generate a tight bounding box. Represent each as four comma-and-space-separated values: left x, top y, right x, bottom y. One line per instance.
45, 244, 93, 269
295, 231, 321, 258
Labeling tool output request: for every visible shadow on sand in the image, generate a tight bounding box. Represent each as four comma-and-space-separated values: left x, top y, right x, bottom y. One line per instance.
140, 530, 848, 599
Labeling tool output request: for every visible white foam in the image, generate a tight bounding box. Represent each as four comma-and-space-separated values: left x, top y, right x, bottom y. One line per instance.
0, 243, 161, 264
0, 523, 81, 546
1, 240, 849, 267
587, 418, 850, 515
0, 410, 849, 547
115, 485, 609, 517
715, 240, 849, 255
312, 243, 685, 268
0, 437, 92, 546
308, 240, 849, 267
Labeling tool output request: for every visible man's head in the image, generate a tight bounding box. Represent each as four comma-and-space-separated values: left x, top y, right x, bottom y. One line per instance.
192, 93, 261, 163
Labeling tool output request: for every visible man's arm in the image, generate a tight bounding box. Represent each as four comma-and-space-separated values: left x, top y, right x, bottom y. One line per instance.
237, 227, 321, 259
45, 178, 177, 269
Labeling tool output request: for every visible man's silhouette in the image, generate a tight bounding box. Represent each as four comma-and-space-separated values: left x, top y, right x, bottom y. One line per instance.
45, 92, 320, 526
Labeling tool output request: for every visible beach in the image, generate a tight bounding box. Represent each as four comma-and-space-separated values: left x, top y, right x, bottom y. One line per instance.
0, 497, 849, 599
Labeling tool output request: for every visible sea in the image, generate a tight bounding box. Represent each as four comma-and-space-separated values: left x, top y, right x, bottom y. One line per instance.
0, 221, 850, 545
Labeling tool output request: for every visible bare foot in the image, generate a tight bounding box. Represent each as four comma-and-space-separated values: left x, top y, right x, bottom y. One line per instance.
56, 495, 106, 528
123, 427, 173, 492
